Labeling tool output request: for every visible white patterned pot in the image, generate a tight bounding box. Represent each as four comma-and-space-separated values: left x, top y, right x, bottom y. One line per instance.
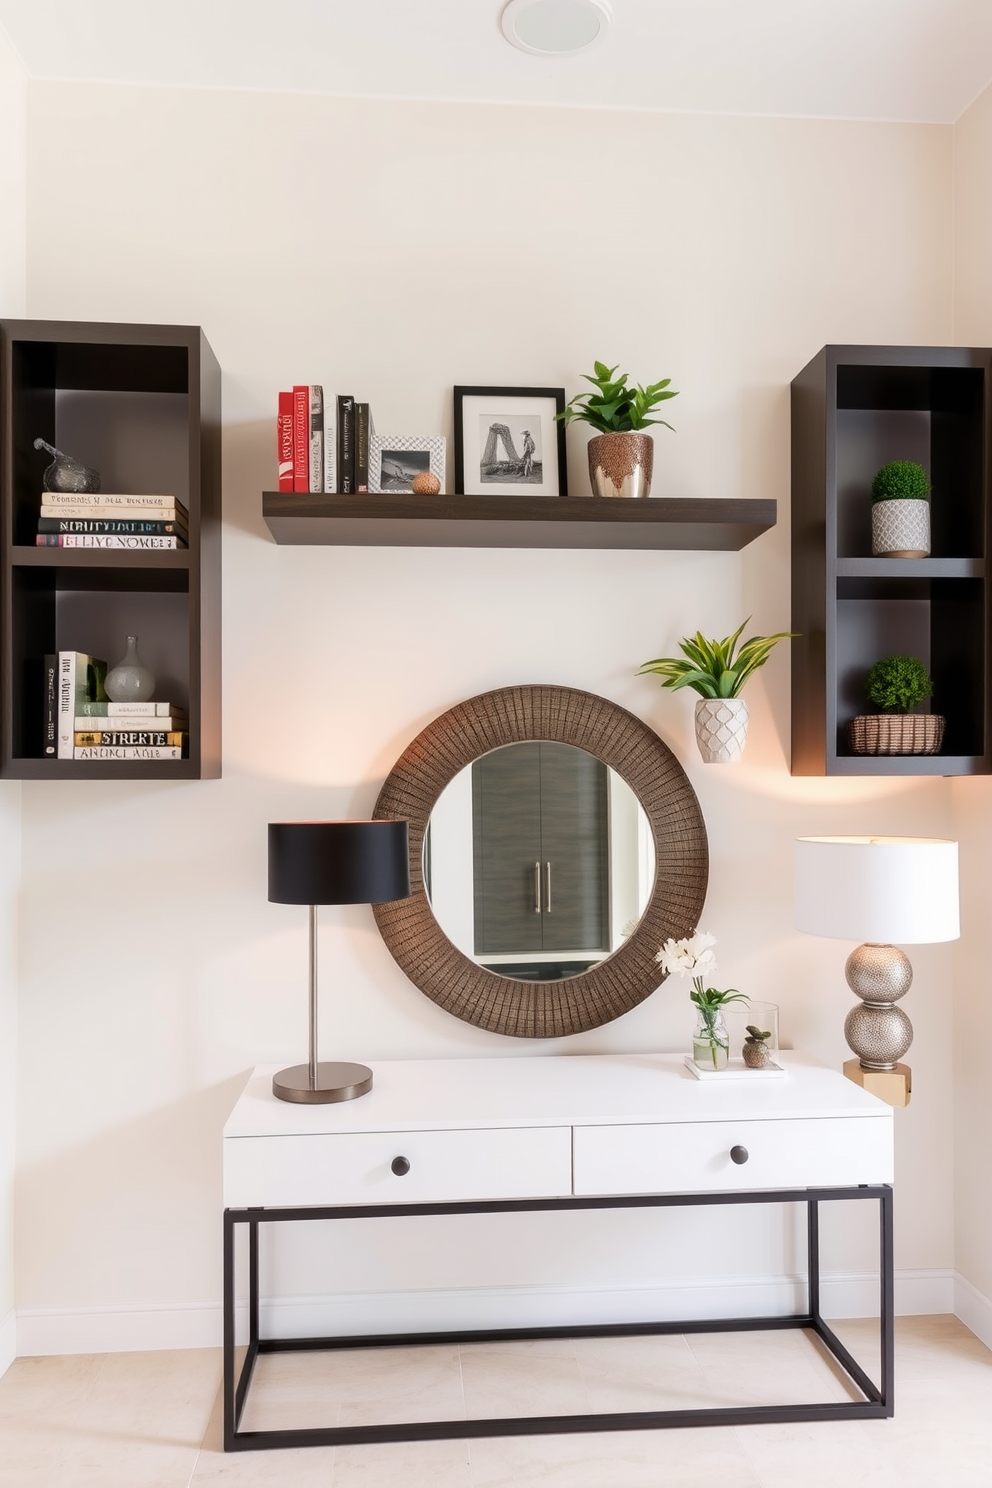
871, 499, 930, 557
694, 697, 749, 763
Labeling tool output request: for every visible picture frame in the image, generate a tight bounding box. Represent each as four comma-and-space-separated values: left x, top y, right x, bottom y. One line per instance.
453, 386, 568, 497
370, 435, 446, 494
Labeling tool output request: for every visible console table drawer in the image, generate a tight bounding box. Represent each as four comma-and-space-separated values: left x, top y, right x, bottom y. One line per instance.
224, 1125, 572, 1208
573, 1116, 893, 1195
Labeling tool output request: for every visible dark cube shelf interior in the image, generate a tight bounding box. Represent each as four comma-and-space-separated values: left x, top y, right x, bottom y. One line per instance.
1, 320, 221, 780
792, 345, 991, 777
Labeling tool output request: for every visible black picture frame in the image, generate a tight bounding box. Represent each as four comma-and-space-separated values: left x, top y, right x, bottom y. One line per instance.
454, 386, 568, 497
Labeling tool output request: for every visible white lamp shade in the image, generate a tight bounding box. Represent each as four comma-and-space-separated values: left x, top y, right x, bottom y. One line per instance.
794, 836, 959, 944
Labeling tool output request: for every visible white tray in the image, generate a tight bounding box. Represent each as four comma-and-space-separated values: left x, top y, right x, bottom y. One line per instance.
683, 1054, 787, 1081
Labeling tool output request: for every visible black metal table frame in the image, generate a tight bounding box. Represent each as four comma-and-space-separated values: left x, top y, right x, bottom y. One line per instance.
223, 1183, 894, 1452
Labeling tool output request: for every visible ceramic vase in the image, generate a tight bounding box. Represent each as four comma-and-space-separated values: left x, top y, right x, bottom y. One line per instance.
694, 697, 749, 763
105, 635, 155, 703
871, 499, 930, 558
586, 432, 654, 498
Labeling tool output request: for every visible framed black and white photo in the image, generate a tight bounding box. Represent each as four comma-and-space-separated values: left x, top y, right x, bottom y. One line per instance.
454, 386, 568, 496
370, 435, 446, 494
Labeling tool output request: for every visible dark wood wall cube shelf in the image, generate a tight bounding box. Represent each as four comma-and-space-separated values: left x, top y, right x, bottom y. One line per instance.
0, 320, 221, 780
791, 345, 992, 776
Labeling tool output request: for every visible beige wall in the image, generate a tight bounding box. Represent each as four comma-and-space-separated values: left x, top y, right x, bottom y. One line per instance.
952, 77, 992, 1317
0, 20, 26, 1370
15, 80, 959, 1343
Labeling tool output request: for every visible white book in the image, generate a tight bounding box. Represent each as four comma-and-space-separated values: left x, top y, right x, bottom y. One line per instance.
76, 701, 185, 718
74, 716, 185, 731
40, 503, 185, 522
38, 493, 187, 511
74, 746, 185, 760
308, 385, 323, 493
58, 652, 105, 760
40, 534, 182, 550
323, 399, 337, 492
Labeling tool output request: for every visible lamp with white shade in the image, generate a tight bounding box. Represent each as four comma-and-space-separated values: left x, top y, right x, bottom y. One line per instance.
794, 835, 959, 1107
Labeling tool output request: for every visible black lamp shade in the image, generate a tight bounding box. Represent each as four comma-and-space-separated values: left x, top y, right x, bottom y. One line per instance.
268, 820, 410, 905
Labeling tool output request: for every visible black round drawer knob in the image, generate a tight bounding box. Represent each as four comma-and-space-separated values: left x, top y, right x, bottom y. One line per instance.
730, 1145, 749, 1165
390, 1156, 411, 1176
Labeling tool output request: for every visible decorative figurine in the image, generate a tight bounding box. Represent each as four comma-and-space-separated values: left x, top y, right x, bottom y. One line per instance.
33, 438, 101, 493
411, 471, 441, 496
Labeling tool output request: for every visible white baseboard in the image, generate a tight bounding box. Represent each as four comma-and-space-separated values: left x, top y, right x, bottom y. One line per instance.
13, 1269, 956, 1357
16, 1302, 220, 1357
954, 1271, 992, 1351
0, 1309, 15, 1377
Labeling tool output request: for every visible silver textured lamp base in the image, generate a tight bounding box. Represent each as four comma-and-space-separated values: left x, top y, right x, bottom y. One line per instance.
844, 942, 913, 1072
272, 1061, 373, 1104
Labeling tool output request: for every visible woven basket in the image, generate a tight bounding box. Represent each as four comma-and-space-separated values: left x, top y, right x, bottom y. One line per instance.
848, 714, 945, 756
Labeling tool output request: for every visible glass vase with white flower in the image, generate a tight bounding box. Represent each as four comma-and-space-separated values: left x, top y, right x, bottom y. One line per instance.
655, 930, 749, 1071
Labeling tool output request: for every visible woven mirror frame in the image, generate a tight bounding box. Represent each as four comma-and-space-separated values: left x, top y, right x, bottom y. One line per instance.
373, 684, 708, 1038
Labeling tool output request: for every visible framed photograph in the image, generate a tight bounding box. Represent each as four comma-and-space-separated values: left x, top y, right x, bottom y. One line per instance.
370, 435, 446, 494
454, 386, 568, 496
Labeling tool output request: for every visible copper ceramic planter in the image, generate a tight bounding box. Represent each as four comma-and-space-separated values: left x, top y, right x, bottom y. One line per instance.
587, 431, 654, 498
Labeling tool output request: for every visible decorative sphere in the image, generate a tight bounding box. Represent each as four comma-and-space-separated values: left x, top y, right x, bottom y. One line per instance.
411, 471, 441, 496
845, 943, 913, 1003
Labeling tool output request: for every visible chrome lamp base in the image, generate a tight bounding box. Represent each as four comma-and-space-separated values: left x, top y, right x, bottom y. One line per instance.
272, 1061, 373, 1105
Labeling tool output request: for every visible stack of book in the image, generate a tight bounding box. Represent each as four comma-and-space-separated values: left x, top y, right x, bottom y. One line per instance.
35, 492, 189, 549
43, 651, 188, 760
277, 384, 373, 495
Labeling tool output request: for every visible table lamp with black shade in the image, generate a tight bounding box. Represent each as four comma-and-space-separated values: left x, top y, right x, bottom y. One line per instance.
268, 820, 410, 1104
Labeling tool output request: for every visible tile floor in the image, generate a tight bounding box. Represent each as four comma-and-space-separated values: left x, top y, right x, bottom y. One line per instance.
0, 1315, 990, 1486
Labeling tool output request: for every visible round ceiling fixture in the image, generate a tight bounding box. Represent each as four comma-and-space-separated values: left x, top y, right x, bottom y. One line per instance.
500, 0, 612, 57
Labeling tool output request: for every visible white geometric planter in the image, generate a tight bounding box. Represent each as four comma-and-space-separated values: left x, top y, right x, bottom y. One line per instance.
872, 499, 930, 558
694, 697, 749, 763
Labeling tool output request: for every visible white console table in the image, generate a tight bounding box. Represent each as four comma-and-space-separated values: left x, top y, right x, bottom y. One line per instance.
222, 1051, 894, 1452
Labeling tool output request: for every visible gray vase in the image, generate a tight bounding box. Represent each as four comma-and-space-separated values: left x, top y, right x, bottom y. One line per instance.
104, 636, 155, 703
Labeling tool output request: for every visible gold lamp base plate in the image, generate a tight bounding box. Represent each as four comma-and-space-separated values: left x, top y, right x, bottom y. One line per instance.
272, 1061, 373, 1104
843, 1058, 912, 1108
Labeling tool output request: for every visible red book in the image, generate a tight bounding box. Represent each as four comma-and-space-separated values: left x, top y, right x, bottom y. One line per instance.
292, 386, 309, 493
277, 391, 294, 492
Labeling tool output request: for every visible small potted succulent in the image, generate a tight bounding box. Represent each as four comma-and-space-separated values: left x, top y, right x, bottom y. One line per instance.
655, 929, 749, 1071
639, 619, 795, 763
557, 360, 678, 498
871, 460, 931, 558
848, 653, 945, 756
742, 1025, 773, 1069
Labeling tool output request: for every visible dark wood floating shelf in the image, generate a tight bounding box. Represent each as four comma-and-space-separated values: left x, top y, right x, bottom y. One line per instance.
262, 493, 777, 551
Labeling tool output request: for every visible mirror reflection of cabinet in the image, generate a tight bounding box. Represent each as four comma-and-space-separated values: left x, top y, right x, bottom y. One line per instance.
472, 742, 609, 964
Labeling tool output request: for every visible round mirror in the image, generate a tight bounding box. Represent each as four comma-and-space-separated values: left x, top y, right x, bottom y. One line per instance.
424, 743, 656, 982
373, 685, 708, 1038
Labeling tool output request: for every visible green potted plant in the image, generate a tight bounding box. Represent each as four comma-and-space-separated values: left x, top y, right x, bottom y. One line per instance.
638, 618, 795, 762
742, 1025, 773, 1069
849, 653, 945, 755
655, 930, 749, 1071
557, 360, 678, 498
871, 460, 931, 558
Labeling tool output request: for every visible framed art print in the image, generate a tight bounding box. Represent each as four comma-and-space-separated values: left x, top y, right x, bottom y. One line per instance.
370, 435, 446, 494
453, 386, 568, 496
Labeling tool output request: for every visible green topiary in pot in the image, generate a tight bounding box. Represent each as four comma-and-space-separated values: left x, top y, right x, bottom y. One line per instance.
849, 653, 944, 756
864, 654, 932, 712
870, 460, 931, 557
870, 461, 931, 505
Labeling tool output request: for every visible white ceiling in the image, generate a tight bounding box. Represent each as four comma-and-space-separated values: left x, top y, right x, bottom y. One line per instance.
1, 0, 990, 123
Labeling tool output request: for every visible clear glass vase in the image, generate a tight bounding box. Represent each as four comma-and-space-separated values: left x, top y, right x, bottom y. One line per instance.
692, 1008, 730, 1071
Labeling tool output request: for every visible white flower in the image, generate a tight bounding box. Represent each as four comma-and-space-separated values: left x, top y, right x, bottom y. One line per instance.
620, 918, 639, 940
655, 929, 717, 979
